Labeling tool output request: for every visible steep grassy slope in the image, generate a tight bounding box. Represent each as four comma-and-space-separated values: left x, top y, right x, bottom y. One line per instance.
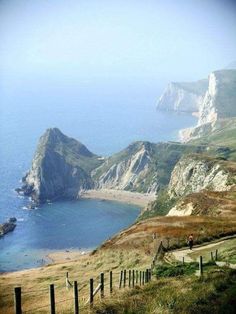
190, 118, 236, 160
93, 268, 236, 314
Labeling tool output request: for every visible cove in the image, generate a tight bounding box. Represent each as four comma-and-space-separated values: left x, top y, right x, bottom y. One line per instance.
0, 199, 140, 272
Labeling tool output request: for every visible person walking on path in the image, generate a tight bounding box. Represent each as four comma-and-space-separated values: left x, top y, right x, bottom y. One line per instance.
188, 234, 194, 250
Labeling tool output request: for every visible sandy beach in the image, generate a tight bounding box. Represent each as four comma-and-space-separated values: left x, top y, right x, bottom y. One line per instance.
80, 189, 156, 207
46, 249, 91, 264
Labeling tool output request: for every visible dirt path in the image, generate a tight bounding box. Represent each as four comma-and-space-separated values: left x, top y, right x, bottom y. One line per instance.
166, 235, 236, 263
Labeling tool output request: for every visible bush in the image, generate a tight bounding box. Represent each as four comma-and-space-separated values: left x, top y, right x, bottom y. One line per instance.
154, 262, 198, 278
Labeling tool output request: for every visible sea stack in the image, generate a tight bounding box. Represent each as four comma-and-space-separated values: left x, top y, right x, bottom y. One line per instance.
18, 128, 103, 203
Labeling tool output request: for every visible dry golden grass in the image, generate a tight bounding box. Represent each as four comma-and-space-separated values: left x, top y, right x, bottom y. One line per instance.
0, 248, 151, 314
101, 214, 236, 252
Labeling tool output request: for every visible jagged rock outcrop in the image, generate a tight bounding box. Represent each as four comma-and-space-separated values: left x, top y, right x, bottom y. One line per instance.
168, 154, 236, 199
93, 141, 208, 194
0, 221, 16, 236
92, 142, 158, 193
157, 80, 207, 113
180, 70, 236, 142
19, 128, 103, 203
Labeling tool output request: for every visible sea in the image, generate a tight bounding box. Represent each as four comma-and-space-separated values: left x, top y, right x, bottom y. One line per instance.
0, 78, 196, 272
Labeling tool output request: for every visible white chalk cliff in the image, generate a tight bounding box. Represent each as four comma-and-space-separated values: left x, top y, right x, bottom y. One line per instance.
180, 69, 236, 142
157, 80, 207, 113
168, 154, 235, 199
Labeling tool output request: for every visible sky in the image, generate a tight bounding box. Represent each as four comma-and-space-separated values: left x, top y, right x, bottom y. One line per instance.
0, 0, 236, 101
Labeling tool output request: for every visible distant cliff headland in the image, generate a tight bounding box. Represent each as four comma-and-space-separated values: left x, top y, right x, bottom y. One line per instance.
157, 68, 236, 142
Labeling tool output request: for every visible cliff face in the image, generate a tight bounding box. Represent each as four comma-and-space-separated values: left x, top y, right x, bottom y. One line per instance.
180, 70, 236, 142
168, 154, 236, 199
198, 70, 236, 125
156, 80, 207, 113
92, 142, 158, 193
92, 141, 206, 194
20, 128, 102, 203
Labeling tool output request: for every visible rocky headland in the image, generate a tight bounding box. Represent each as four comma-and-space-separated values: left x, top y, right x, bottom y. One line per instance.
0, 218, 17, 236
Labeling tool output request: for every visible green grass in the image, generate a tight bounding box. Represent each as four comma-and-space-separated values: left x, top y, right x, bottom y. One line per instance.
138, 189, 178, 220
154, 262, 199, 277
93, 268, 236, 314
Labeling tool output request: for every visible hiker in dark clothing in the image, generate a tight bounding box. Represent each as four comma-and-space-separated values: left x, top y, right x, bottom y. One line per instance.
188, 234, 194, 250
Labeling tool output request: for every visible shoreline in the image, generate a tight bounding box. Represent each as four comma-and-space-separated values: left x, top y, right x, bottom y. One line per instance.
46, 248, 91, 264
0, 249, 91, 275
80, 189, 156, 207
0, 189, 155, 275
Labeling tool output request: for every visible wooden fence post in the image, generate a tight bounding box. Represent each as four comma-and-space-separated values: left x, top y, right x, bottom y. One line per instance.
182, 257, 185, 265
132, 270, 135, 287
119, 271, 123, 289
215, 249, 218, 261
146, 269, 149, 283
149, 269, 152, 281
110, 271, 113, 294
14, 287, 22, 314
73, 281, 79, 314
100, 273, 104, 298
199, 256, 203, 276
211, 252, 214, 261
128, 270, 131, 287
49, 284, 56, 314
66, 272, 72, 289
136, 270, 138, 284
139, 271, 142, 285
142, 271, 145, 285
90, 278, 94, 306
124, 270, 127, 287
66, 272, 69, 289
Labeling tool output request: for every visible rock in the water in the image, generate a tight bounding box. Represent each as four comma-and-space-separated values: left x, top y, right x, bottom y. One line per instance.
8, 217, 17, 223
0, 222, 16, 236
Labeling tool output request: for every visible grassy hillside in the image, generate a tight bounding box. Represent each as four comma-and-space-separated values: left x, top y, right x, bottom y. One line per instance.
190, 118, 236, 161
94, 267, 236, 314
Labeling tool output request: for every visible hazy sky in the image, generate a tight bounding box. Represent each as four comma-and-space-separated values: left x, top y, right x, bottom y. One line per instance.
1, 0, 236, 92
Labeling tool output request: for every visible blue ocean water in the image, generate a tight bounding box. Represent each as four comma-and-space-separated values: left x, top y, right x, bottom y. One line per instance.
0, 80, 197, 271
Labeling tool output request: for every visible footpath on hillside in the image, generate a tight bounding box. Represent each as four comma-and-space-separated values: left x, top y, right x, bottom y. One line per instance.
164, 234, 236, 267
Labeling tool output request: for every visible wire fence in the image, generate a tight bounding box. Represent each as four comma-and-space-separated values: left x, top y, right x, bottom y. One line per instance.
11, 267, 152, 314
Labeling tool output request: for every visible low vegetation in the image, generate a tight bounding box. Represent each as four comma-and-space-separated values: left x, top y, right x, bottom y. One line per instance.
138, 189, 178, 220
93, 266, 236, 314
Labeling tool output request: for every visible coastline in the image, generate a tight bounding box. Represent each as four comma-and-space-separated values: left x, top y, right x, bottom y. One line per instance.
0, 249, 91, 275
46, 249, 91, 264
80, 189, 156, 207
